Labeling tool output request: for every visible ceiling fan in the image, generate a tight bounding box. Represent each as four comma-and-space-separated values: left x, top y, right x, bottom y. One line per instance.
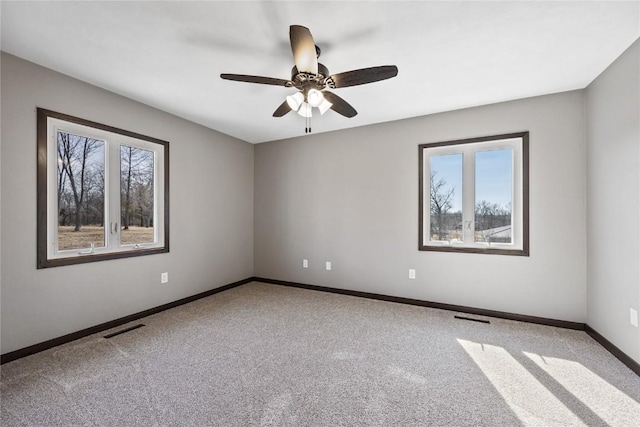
221, 25, 398, 133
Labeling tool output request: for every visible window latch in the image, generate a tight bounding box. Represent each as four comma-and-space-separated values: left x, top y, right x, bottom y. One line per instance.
111, 222, 118, 234
79, 242, 96, 255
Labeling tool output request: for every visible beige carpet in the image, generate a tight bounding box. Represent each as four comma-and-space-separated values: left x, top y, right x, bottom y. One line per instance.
1, 282, 639, 426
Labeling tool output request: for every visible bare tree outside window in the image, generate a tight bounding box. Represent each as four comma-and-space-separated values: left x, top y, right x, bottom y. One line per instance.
430, 172, 456, 240
429, 153, 463, 242
56, 131, 105, 250
120, 146, 155, 245
475, 200, 511, 243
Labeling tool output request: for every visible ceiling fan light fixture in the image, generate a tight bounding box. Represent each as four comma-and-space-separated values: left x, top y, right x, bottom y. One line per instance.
318, 98, 333, 115
286, 92, 304, 111
297, 102, 312, 118
307, 88, 324, 108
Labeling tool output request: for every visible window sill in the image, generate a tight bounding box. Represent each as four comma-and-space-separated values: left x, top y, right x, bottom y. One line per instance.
38, 246, 169, 269
418, 245, 529, 256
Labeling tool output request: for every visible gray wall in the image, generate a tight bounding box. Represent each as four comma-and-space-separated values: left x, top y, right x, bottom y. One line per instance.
0, 53, 254, 354
255, 90, 587, 322
4, 41, 638, 363
586, 40, 640, 363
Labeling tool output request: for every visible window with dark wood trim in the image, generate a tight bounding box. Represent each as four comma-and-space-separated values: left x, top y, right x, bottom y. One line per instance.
37, 108, 169, 268
419, 132, 529, 256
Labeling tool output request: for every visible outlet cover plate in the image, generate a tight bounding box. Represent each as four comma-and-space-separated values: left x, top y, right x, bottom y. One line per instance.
325, 261, 331, 271
631, 308, 638, 327
161, 272, 168, 284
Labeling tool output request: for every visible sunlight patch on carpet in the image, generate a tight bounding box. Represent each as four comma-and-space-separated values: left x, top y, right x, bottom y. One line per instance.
458, 339, 583, 426
523, 352, 640, 426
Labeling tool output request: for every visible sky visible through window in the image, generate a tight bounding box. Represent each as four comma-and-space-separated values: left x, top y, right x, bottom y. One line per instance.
431, 149, 512, 212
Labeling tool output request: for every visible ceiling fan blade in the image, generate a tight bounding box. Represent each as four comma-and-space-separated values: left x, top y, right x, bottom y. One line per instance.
220, 74, 292, 87
289, 25, 318, 75
272, 100, 292, 117
329, 65, 398, 88
323, 91, 357, 118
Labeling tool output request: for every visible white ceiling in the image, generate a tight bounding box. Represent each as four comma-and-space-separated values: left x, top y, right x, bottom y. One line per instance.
1, 1, 638, 144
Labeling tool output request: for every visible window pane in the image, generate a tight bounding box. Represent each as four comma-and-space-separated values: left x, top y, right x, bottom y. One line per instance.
430, 154, 463, 242
475, 149, 512, 243
120, 146, 155, 245
56, 131, 105, 250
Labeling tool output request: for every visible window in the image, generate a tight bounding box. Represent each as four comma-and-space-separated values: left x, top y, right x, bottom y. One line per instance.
37, 108, 169, 268
419, 132, 528, 256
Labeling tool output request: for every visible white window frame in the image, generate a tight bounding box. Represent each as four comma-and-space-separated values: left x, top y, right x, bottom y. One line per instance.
419, 132, 529, 256
37, 108, 169, 268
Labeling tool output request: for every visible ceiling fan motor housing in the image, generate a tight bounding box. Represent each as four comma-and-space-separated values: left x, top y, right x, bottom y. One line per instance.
291, 63, 334, 93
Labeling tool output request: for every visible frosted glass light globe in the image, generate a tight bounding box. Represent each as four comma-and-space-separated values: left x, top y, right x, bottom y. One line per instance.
286, 92, 304, 111
307, 89, 324, 108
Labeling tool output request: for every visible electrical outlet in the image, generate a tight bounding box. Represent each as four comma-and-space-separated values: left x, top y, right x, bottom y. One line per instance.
409, 269, 416, 279
161, 272, 168, 284
630, 308, 638, 328
325, 261, 332, 271
303, 259, 308, 268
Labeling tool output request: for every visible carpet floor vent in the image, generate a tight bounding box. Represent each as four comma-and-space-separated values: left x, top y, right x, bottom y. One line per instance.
454, 315, 490, 324
104, 324, 145, 339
